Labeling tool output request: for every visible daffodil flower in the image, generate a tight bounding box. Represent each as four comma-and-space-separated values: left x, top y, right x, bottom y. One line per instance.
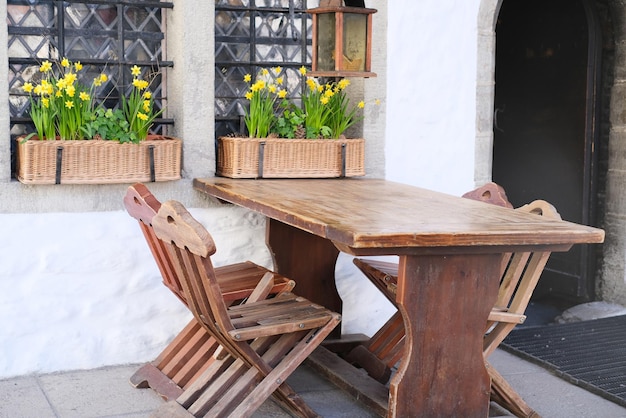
61, 58, 70, 67
79, 92, 90, 101
131, 65, 141, 76
244, 74, 252, 83
22, 82, 33, 93
65, 100, 74, 109
40, 60, 52, 73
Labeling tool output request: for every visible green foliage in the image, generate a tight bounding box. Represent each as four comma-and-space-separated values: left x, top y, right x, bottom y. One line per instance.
273, 101, 306, 138
81, 107, 138, 143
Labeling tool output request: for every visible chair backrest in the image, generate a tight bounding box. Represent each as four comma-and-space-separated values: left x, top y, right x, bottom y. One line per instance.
152, 200, 236, 338
124, 183, 187, 304
462, 182, 514, 209
483, 199, 561, 357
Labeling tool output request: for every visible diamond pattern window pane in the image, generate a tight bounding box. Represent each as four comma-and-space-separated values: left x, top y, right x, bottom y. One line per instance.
7, 0, 172, 177
215, 0, 313, 137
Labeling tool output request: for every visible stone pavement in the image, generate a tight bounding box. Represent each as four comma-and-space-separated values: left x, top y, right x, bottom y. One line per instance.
1, 348, 625, 418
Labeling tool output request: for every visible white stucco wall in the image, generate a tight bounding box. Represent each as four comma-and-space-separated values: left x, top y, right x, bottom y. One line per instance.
386, 0, 481, 195
0, 208, 395, 378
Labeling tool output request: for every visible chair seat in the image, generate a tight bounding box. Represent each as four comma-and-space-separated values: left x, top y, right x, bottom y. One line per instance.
228, 292, 338, 340
215, 261, 295, 303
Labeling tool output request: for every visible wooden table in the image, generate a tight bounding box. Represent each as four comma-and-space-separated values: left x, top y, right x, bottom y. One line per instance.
193, 177, 604, 418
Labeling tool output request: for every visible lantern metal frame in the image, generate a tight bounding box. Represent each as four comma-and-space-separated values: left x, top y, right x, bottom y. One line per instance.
307, 0, 377, 78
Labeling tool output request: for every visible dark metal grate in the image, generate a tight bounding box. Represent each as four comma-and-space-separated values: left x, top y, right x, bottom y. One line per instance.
214, 0, 312, 137
7, 0, 174, 176
502, 315, 626, 407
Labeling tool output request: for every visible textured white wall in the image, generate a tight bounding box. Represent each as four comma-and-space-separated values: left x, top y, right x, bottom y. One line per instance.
0, 207, 394, 378
385, 0, 481, 195
0, 208, 265, 377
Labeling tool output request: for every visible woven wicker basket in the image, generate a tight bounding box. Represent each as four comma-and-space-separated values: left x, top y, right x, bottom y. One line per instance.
217, 137, 365, 178
16, 136, 182, 185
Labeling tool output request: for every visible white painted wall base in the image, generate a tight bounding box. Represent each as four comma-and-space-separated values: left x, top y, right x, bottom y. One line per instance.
0, 208, 394, 378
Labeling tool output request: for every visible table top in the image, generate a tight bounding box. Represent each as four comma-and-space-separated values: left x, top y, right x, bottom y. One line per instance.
193, 177, 605, 255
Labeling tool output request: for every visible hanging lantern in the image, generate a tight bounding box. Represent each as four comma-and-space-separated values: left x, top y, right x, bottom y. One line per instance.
307, 0, 377, 78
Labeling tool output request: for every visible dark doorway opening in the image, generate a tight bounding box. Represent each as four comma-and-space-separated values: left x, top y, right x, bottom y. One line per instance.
493, 0, 602, 303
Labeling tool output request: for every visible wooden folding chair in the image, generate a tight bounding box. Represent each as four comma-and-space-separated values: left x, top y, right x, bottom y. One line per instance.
150, 199, 341, 418
124, 184, 295, 401
350, 197, 559, 418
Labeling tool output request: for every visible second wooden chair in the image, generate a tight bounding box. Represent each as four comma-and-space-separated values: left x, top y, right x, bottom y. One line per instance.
124, 184, 294, 401
150, 199, 341, 417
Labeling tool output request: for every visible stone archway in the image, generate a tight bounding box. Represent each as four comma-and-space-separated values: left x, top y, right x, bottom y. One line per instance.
475, 0, 626, 304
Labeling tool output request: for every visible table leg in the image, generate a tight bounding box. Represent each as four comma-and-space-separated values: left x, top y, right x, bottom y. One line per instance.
389, 253, 501, 418
266, 218, 343, 338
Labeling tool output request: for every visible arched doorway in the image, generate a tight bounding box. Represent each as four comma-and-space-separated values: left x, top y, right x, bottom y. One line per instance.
492, 0, 602, 302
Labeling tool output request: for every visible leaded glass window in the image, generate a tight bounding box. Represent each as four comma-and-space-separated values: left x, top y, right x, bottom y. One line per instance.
215, 0, 314, 137
8, 0, 173, 176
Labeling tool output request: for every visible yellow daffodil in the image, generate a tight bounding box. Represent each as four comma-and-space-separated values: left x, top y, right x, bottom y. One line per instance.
261, 68, 269, 76
132, 79, 149, 90
41, 97, 49, 108
40, 60, 52, 73
79, 92, 90, 101
244, 73, 252, 83
299, 66, 307, 75
273, 66, 282, 74
65, 73, 77, 86
143, 100, 151, 112
137, 112, 149, 121
65, 100, 74, 109
22, 82, 33, 93
338, 79, 350, 90
320, 96, 329, 105
278, 89, 287, 99
245, 91, 253, 100
358, 101, 365, 109
276, 76, 284, 85
131, 65, 141, 76
143, 91, 152, 99
61, 58, 70, 67
34, 84, 43, 95
65, 85, 76, 97
74, 62, 83, 71
268, 84, 277, 93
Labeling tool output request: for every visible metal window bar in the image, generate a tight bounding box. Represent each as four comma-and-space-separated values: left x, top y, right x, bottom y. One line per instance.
8, 0, 173, 176
214, 0, 313, 137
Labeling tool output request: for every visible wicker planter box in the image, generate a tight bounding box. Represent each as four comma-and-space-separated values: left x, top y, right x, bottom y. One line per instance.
217, 136, 365, 178
16, 135, 182, 185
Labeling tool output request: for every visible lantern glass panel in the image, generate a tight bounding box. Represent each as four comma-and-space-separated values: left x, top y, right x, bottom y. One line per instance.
316, 13, 336, 71
342, 13, 368, 72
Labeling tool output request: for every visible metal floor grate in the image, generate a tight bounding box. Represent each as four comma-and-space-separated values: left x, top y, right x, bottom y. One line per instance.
502, 315, 626, 407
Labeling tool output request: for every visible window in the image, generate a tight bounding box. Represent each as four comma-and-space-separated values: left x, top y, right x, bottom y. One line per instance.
214, 0, 313, 137
7, 0, 173, 176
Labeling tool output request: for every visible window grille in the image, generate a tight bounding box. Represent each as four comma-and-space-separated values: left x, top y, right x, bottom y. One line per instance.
215, 0, 313, 137
7, 0, 173, 176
